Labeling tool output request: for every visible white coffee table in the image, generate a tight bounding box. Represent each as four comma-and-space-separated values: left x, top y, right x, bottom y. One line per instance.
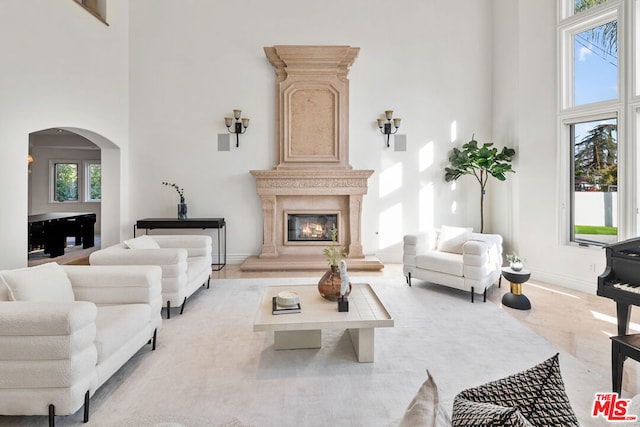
254, 283, 394, 362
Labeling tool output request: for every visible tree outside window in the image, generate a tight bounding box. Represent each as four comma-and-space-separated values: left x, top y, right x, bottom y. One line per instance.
574, 0, 610, 15
54, 163, 78, 202
87, 162, 101, 201
571, 119, 618, 244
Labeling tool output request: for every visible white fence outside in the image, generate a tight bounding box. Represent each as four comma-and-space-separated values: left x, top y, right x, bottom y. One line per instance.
575, 192, 618, 227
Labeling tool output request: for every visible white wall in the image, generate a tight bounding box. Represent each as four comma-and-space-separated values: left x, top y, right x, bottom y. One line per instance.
0, 0, 130, 269
2, 1, 603, 293
492, 0, 607, 292
128, 0, 494, 264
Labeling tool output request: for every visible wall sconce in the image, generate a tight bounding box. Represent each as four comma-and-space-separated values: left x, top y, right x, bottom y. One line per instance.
377, 110, 401, 148
224, 109, 250, 147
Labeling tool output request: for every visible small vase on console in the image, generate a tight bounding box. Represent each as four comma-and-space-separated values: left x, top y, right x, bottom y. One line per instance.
178, 197, 187, 220
163, 182, 187, 220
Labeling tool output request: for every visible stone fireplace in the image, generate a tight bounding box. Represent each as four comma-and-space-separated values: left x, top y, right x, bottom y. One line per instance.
240, 45, 383, 271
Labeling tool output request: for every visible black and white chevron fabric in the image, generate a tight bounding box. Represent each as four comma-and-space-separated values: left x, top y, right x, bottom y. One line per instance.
451, 353, 579, 427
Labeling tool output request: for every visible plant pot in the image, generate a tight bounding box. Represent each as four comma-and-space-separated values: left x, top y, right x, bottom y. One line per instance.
510, 261, 523, 272
318, 265, 351, 301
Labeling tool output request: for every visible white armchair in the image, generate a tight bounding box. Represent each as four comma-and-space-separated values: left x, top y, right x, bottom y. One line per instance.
89, 234, 212, 318
403, 226, 503, 302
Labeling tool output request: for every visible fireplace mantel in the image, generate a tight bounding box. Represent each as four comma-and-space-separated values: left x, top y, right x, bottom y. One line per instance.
251, 169, 373, 196
249, 168, 373, 259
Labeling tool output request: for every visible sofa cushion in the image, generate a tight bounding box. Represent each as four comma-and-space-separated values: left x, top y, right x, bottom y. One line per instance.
94, 304, 150, 364
437, 226, 472, 254
452, 353, 579, 427
416, 252, 464, 277
124, 235, 160, 250
0, 262, 75, 302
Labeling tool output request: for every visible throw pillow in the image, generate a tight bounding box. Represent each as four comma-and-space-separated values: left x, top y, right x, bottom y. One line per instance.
0, 274, 10, 301
452, 400, 533, 427
399, 369, 440, 427
124, 235, 160, 250
0, 262, 75, 302
437, 225, 472, 254
452, 353, 579, 427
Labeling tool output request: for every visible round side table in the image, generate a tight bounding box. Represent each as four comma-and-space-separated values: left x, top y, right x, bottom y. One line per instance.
501, 267, 531, 310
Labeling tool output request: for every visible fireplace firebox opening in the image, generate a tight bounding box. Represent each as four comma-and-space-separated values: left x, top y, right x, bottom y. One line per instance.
286, 212, 339, 245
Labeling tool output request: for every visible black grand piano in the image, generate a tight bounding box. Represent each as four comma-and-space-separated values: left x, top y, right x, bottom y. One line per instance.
597, 237, 640, 336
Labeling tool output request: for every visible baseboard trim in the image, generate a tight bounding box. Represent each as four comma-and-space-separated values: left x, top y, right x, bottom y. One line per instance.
529, 268, 597, 294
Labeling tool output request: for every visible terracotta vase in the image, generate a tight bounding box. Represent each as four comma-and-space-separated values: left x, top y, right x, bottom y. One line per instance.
318, 264, 351, 301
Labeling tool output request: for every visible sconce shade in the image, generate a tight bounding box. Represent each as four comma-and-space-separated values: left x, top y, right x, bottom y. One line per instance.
233, 109, 242, 119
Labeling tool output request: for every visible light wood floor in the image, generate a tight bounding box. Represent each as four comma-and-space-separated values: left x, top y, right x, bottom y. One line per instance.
213, 263, 640, 397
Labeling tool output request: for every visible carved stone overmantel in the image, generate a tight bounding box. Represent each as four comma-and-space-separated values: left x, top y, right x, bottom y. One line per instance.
264, 45, 359, 170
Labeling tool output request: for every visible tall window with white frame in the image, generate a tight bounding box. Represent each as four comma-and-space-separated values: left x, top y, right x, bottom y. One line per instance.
571, 118, 618, 244
560, 0, 623, 246
86, 162, 101, 202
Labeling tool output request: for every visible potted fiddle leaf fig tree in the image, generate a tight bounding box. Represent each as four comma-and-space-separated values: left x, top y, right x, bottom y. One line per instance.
444, 135, 516, 233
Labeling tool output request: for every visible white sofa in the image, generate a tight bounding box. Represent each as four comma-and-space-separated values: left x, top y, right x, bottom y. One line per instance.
403, 226, 503, 302
89, 234, 212, 318
0, 262, 162, 426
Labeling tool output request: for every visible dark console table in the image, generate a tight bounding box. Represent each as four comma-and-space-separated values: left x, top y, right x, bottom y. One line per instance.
134, 218, 226, 271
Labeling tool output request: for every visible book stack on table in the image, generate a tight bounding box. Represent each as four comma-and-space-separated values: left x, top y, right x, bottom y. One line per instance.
272, 296, 301, 315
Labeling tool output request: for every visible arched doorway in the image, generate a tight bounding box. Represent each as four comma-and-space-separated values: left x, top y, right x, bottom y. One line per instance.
27, 127, 120, 263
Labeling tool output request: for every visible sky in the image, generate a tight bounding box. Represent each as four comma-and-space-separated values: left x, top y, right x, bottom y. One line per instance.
573, 22, 618, 107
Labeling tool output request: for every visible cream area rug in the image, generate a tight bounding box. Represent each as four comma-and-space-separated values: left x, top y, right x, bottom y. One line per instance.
0, 276, 609, 426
